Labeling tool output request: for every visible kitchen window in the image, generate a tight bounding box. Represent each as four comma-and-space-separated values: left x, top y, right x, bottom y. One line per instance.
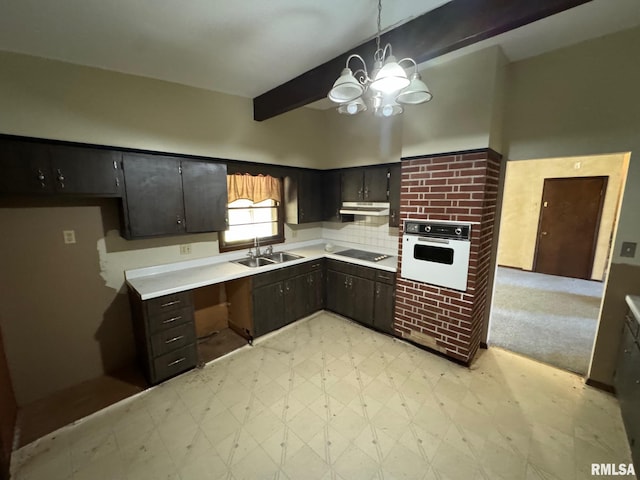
219, 174, 284, 252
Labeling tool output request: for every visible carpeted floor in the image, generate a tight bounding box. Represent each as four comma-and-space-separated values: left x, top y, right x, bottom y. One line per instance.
488, 267, 604, 375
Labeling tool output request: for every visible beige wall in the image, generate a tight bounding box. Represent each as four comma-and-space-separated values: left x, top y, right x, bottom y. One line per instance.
402, 46, 506, 158
0, 51, 329, 169
498, 153, 628, 280
503, 26, 640, 386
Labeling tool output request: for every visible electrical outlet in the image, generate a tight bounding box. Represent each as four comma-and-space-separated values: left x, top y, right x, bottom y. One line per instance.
179, 244, 192, 255
63, 230, 76, 244
621, 241, 637, 258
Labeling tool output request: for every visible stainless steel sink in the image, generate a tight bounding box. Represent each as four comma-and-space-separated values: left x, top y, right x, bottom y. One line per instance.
265, 252, 303, 263
231, 251, 303, 268
233, 257, 276, 268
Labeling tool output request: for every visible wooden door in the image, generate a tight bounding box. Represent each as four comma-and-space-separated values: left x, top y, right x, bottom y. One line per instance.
122, 153, 186, 237
49, 145, 122, 196
342, 170, 363, 201
326, 270, 351, 317
363, 166, 389, 202
181, 160, 227, 233
534, 176, 607, 279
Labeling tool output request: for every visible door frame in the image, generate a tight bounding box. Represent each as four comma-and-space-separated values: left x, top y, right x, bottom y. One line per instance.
532, 175, 608, 279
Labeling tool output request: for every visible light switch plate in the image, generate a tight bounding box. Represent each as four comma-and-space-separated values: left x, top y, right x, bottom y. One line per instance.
179, 244, 192, 255
621, 241, 637, 258
63, 230, 76, 244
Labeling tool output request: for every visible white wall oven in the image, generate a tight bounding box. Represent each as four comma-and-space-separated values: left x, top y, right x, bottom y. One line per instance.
401, 220, 472, 291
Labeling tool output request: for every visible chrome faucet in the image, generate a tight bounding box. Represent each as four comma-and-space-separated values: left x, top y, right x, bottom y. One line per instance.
254, 237, 262, 257
264, 245, 273, 256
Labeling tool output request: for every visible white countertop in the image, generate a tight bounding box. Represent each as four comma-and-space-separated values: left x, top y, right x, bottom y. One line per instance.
625, 295, 640, 325
126, 240, 398, 300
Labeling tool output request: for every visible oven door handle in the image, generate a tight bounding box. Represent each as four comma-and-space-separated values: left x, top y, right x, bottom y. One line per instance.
416, 237, 450, 245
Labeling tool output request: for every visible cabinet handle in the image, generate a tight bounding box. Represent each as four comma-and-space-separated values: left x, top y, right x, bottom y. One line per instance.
309, 276, 314, 284
165, 335, 185, 344
336, 208, 340, 218
364, 187, 369, 199
167, 357, 186, 367
376, 285, 380, 296
358, 188, 363, 199
344, 277, 348, 287
162, 315, 182, 324
161, 300, 181, 308
115, 177, 120, 188
37, 169, 46, 188
348, 278, 353, 288
285, 283, 290, 293
176, 216, 182, 226
56, 169, 65, 189
279, 285, 284, 295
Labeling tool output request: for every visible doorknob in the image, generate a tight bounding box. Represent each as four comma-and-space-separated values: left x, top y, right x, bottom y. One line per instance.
541, 231, 548, 236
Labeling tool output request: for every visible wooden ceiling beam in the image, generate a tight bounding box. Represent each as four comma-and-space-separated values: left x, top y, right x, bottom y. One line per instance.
253, 0, 592, 121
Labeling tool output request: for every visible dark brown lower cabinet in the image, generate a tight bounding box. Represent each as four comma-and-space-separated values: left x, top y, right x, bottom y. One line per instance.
615, 312, 640, 469
326, 259, 395, 334
128, 289, 198, 384
252, 260, 325, 338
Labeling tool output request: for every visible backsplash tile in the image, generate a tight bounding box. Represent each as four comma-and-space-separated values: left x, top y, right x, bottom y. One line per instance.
322, 217, 399, 252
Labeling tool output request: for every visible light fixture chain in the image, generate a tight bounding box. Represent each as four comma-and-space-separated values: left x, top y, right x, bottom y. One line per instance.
376, 0, 381, 55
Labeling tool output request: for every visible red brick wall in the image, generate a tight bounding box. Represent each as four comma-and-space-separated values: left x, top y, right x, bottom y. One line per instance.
394, 150, 502, 364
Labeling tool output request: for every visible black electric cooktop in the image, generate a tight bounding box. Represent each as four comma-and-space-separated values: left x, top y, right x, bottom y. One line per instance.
334, 249, 390, 262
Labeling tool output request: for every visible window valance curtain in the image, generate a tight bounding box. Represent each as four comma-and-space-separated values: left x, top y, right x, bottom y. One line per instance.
227, 173, 281, 204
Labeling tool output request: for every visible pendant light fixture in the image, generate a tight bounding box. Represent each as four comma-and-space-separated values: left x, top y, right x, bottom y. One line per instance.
328, 0, 432, 117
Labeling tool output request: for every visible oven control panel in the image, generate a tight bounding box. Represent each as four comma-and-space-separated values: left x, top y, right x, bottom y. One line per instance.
404, 221, 471, 240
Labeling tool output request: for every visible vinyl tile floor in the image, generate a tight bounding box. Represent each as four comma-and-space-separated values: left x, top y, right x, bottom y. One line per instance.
11, 312, 634, 480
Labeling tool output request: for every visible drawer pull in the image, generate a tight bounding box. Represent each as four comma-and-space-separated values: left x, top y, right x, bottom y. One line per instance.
167, 357, 186, 367
161, 300, 181, 308
311, 263, 320, 268
162, 315, 182, 325
165, 335, 185, 344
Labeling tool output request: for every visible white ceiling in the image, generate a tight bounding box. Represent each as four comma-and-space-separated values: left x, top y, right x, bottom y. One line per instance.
0, 0, 638, 102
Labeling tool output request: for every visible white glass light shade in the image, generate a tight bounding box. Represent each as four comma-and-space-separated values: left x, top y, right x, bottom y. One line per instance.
370, 56, 410, 95
337, 97, 367, 115
328, 68, 364, 103
396, 72, 432, 105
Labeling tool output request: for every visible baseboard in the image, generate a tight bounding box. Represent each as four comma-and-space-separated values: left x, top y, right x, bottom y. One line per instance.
586, 378, 616, 394
479, 342, 488, 349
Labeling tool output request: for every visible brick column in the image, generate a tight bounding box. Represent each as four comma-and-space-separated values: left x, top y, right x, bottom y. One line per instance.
394, 149, 501, 364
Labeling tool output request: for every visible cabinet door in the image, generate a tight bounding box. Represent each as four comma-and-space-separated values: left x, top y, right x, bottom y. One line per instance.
322, 170, 354, 223
122, 153, 186, 238
298, 170, 324, 223
615, 324, 640, 460
0, 138, 53, 194
253, 282, 285, 337
388, 164, 401, 228
308, 269, 325, 313
181, 160, 228, 233
342, 170, 363, 201
374, 282, 395, 334
326, 270, 351, 318
363, 166, 389, 202
351, 276, 375, 326
49, 145, 122, 196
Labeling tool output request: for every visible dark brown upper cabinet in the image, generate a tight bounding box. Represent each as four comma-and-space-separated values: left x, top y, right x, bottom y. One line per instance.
121, 153, 227, 239
322, 170, 354, 223
0, 138, 122, 196
285, 170, 323, 224
388, 164, 401, 228
341, 166, 389, 202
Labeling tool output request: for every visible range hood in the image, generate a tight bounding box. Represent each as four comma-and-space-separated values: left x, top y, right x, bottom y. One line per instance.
339, 201, 390, 216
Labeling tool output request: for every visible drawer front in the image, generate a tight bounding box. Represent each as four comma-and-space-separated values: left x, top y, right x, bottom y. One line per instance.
146, 291, 192, 317
150, 322, 196, 357
147, 305, 194, 334
326, 259, 376, 280
153, 344, 197, 383
375, 270, 396, 285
